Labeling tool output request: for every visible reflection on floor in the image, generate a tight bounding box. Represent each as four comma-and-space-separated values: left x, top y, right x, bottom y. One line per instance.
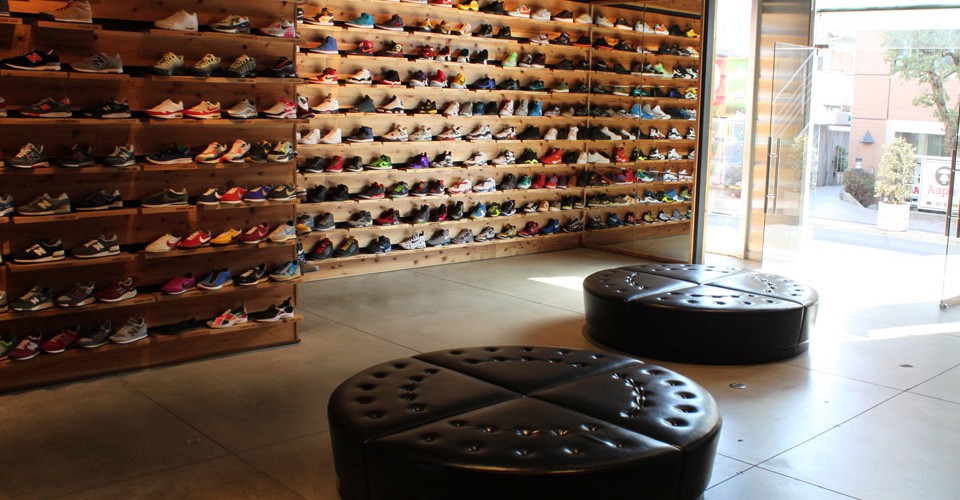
2, 248, 959, 499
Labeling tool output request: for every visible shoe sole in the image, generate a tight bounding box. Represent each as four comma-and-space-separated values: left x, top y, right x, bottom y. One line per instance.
97, 290, 137, 303
111, 333, 148, 344
254, 312, 295, 323
5, 63, 61, 71
236, 278, 268, 286
74, 249, 120, 259
13, 302, 54, 312
198, 282, 232, 290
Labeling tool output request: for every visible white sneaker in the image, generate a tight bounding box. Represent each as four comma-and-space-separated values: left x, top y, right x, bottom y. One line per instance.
448, 179, 473, 194
466, 125, 492, 140
382, 125, 409, 142
566, 126, 579, 141
667, 148, 683, 161
222, 140, 251, 162
464, 152, 489, 166
399, 232, 426, 250
600, 127, 620, 140
472, 177, 496, 191
184, 101, 221, 119
492, 150, 515, 164
618, 128, 636, 140
651, 105, 671, 119
493, 126, 516, 140
576, 151, 589, 164
261, 19, 296, 38
195, 142, 227, 163
146, 99, 184, 119
155, 10, 199, 31
436, 126, 462, 141
587, 151, 611, 164
298, 128, 322, 145
263, 99, 296, 119
499, 99, 514, 116
531, 8, 551, 20
346, 68, 372, 84
378, 96, 405, 113
575, 13, 593, 24
442, 101, 460, 116
226, 99, 256, 119
146, 233, 182, 253
320, 128, 342, 144
543, 128, 558, 141
411, 126, 432, 141
636, 22, 653, 32
594, 15, 614, 27
310, 94, 339, 113
41, 0, 93, 23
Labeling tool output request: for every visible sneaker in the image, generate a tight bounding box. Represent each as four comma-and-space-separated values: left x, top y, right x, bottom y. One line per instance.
2, 48, 61, 71
358, 182, 386, 199
100, 144, 136, 167
448, 178, 473, 194
18, 192, 70, 215
198, 268, 233, 289
267, 141, 295, 163
7, 333, 43, 361
71, 52, 123, 73
11, 239, 64, 263
466, 125, 493, 141
271, 260, 303, 280
464, 152, 490, 166
426, 229, 451, 247
54, 143, 95, 168
184, 100, 221, 119
96, 277, 137, 303
251, 298, 296, 322
52, 282, 97, 308
160, 273, 196, 295
81, 99, 130, 119
261, 18, 296, 38
146, 99, 184, 119
72, 234, 120, 258
473, 177, 497, 192
266, 221, 296, 242
146, 233, 181, 253
382, 126, 409, 142
155, 10, 199, 31
496, 224, 518, 239
40, 0, 93, 22
399, 232, 426, 250
492, 150, 516, 165
234, 264, 268, 286
378, 96, 405, 113
347, 126, 375, 142
225, 54, 257, 78
348, 211, 373, 228
151, 52, 184, 75
241, 222, 271, 244
472, 226, 494, 242
18, 97, 72, 118
141, 187, 188, 207
210, 14, 251, 33
452, 229, 475, 244
77, 321, 114, 349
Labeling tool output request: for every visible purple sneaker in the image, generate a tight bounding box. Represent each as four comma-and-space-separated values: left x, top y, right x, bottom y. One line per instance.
408, 152, 430, 169
160, 273, 196, 295
8, 332, 43, 361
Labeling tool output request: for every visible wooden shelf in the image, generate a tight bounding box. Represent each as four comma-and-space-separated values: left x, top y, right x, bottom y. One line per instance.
10, 208, 138, 224
142, 239, 296, 260
5, 253, 137, 273
34, 19, 102, 31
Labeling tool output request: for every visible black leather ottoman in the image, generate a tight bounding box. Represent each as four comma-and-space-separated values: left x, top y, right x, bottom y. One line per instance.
583, 264, 818, 364
328, 346, 721, 500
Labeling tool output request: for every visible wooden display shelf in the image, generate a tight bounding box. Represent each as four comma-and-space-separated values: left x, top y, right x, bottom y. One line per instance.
138, 205, 196, 215
0, 165, 138, 175
5, 253, 137, 273
139, 162, 291, 172
10, 208, 138, 224
142, 239, 296, 260
145, 28, 299, 43
0, 69, 130, 80
145, 74, 300, 85
0, 318, 300, 393
145, 118, 307, 126
0, 117, 139, 125
34, 19, 102, 31
0, 295, 157, 322
0, 15, 23, 25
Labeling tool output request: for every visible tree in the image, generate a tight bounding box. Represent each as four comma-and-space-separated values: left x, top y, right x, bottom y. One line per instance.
876, 137, 917, 204
883, 31, 960, 155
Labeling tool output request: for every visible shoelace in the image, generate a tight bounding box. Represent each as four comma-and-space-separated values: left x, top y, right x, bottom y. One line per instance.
17, 144, 38, 157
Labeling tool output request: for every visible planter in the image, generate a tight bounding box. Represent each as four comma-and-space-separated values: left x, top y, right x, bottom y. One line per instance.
877, 201, 910, 231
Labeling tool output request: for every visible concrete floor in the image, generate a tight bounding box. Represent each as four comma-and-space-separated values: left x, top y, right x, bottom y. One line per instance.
2, 247, 960, 499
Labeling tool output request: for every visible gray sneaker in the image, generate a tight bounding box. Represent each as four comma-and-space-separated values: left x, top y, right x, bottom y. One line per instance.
55, 281, 96, 308
18, 192, 71, 215
110, 317, 148, 344
71, 52, 123, 73
8, 143, 49, 168
78, 320, 112, 348
190, 53, 221, 77
225, 54, 257, 78
452, 228, 475, 244
474, 226, 496, 242
426, 229, 451, 247
563, 218, 584, 232
102, 144, 136, 167
152, 52, 185, 75
314, 213, 335, 231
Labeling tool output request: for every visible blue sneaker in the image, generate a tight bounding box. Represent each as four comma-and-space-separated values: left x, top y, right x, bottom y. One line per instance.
668, 88, 684, 98
270, 260, 301, 281
471, 77, 496, 90
345, 13, 374, 28
630, 104, 641, 118
608, 214, 623, 228
528, 100, 543, 117
539, 218, 560, 234
244, 185, 272, 202
470, 202, 487, 219
198, 268, 232, 290
0, 193, 14, 216
312, 36, 338, 55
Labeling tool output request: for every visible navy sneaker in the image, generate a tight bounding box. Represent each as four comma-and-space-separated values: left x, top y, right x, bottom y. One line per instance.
470, 77, 496, 90
539, 218, 561, 234
198, 268, 232, 290
312, 36, 339, 55
141, 188, 188, 207
147, 144, 192, 165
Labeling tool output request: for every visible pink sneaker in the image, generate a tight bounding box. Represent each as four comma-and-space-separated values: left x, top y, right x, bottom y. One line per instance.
160, 273, 197, 295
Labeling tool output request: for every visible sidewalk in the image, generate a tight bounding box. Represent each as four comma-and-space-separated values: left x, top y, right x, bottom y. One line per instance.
808, 185, 950, 243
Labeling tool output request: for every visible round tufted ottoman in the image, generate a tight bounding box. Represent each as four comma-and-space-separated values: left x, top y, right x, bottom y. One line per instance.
328, 346, 721, 500
583, 264, 819, 364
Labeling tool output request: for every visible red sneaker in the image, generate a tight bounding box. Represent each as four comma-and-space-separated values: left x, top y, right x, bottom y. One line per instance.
429, 70, 447, 86
96, 277, 137, 303
220, 186, 248, 204
540, 148, 564, 164
531, 174, 547, 189
353, 40, 374, 56
307, 238, 333, 260
615, 147, 629, 163
241, 222, 271, 244
375, 209, 399, 225
177, 229, 211, 249
545, 175, 559, 189
518, 221, 540, 237
623, 169, 637, 183
325, 155, 344, 172
419, 45, 436, 59
41, 326, 81, 354
431, 204, 448, 222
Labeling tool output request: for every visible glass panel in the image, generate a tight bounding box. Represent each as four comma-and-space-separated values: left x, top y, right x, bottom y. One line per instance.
941, 128, 960, 309
762, 43, 816, 265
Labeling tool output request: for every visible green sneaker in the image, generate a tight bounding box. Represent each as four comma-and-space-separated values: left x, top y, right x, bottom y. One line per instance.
0, 334, 17, 360
501, 51, 518, 68
653, 63, 669, 76
487, 202, 502, 217
631, 86, 649, 96
637, 170, 656, 182
366, 154, 393, 170
517, 175, 532, 189
527, 80, 545, 91
10, 285, 54, 312
553, 80, 569, 92
496, 224, 517, 239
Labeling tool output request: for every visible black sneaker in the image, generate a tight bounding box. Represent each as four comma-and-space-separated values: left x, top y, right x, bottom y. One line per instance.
517, 149, 538, 163
357, 183, 385, 200
314, 213, 336, 230
556, 58, 573, 70
72, 234, 120, 259
141, 188, 188, 207
381, 69, 402, 85
592, 38, 613, 50
225, 54, 257, 78
267, 184, 297, 200
480, 1, 504, 14
613, 63, 629, 75
495, 26, 512, 39
449, 201, 464, 220
250, 298, 295, 322
334, 237, 359, 257
553, 10, 573, 22
300, 157, 326, 173
518, 126, 541, 140
56, 144, 95, 168
344, 156, 364, 172
470, 49, 489, 64
614, 40, 631, 51
412, 204, 430, 224
102, 144, 136, 167
234, 263, 268, 286
364, 236, 392, 255
12, 238, 65, 263
353, 95, 376, 113
75, 188, 123, 211
147, 144, 192, 164
417, 100, 437, 114
592, 59, 609, 72
327, 184, 350, 201
498, 79, 520, 90
572, 35, 591, 47
531, 54, 546, 68
246, 140, 272, 163
474, 23, 493, 38
266, 56, 297, 78
3, 48, 61, 71
500, 200, 516, 216
306, 185, 327, 203
552, 32, 571, 46
499, 173, 517, 190
150, 318, 203, 335
81, 99, 131, 119
561, 151, 580, 164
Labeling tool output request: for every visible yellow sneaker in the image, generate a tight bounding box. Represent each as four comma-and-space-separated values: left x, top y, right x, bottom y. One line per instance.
451, 73, 466, 88
685, 28, 700, 38
210, 227, 241, 245
416, 19, 433, 32
456, 1, 479, 11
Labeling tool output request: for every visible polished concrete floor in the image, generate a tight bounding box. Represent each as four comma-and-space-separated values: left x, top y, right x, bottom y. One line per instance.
2, 248, 960, 499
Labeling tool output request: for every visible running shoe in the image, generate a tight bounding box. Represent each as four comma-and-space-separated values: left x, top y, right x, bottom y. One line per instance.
71, 52, 123, 73
250, 298, 295, 322
198, 268, 232, 290
270, 260, 301, 280
2, 48, 61, 71
72, 234, 120, 258
95, 277, 137, 302
110, 317, 148, 344
18, 192, 70, 215
160, 273, 196, 294
77, 321, 114, 348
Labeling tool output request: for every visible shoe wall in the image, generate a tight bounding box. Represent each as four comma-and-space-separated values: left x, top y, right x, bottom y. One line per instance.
0, 1, 303, 391
294, 0, 703, 277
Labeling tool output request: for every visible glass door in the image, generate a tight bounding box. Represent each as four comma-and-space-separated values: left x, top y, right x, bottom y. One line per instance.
761, 42, 816, 265
941, 132, 960, 309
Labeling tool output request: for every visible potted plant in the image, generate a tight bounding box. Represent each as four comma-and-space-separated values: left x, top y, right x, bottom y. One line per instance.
832, 145, 848, 184
875, 137, 917, 231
